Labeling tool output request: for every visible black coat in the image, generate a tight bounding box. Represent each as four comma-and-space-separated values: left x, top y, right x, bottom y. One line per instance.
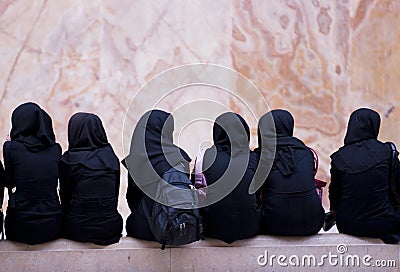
201, 151, 260, 243
256, 148, 324, 235
330, 108, 400, 244
330, 144, 400, 243
255, 110, 324, 236
59, 112, 123, 245
4, 141, 63, 244
0, 161, 5, 211
4, 102, 62, 244
125, 172, 157, 241
59, 163, 122, 245
124, 110, 191, 241
201, 112, 260, 243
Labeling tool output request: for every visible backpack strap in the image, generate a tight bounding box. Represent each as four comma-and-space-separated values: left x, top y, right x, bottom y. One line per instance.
140, 167, 181, 250
140, 196, 170, 249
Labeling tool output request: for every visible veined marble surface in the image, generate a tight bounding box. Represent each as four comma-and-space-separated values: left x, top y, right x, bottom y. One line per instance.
1, 0, 399, 214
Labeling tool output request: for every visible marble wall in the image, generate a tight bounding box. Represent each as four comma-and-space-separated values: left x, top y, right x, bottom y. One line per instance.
1, 0, 399, 213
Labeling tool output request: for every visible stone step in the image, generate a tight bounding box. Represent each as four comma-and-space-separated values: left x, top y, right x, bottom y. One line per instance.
0, 234, 398, 271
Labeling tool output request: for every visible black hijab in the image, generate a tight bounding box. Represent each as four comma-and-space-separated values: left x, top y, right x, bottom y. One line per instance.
61, 112, 119, 171
255, 109, 308, 176
202, 112, 251, 192
10, 102, 56, 152
124, 110, 191, 187
67, 112, 109, 150
213, 112, 250, 155
331, 108, 390, 173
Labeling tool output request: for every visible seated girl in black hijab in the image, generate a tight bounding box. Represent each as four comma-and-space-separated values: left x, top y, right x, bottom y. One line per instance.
3, 102, 63, 244
123, 110, 191, 241
200, 112, 260, 243
255, 110, 324, 236
59, 113, 122, 245
329, 108, 400, 244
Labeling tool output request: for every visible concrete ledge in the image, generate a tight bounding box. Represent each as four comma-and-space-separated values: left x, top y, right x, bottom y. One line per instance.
0, 234, 399, 271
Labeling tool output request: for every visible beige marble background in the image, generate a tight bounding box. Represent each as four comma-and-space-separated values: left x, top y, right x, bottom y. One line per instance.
1, 0, 399, 215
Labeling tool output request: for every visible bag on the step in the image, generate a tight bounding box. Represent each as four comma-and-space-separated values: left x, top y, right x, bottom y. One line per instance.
142, 163, 203, 250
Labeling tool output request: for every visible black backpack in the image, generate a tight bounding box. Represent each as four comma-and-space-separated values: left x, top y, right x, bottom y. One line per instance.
142, 163, 203, 250
387, 142, 400, 212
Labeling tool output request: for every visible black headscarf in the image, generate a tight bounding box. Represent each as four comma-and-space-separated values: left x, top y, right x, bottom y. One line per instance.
124, 110, 191, 186
255, 109, 308, 176
343, 108, 380, 144
331, 108, 390, 173
10, 102, 56, 152
202, 112, 251, 189
61, 112, 119, 171
67, 112, 109, 150
212, 112, 250, 155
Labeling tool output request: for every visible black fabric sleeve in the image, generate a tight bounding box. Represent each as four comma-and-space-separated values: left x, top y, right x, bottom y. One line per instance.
126, 173, 142, 211
0, 160, 5, 206
395, 158, 400, 194
391, 156, 400, 211
122, 159, 143, 211
115, 169, 121, 200
58, 161, 74, 208
3, 141, 14, 190
386, 142, 400, 211
329, 162, 342, 211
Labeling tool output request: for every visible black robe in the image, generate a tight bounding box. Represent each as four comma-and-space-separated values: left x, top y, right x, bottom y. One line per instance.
125, 173, 156, 241
0, 161, 5, 212
4, 102, 63, 244
201, 112, 260, 243
330, 108, 400, 244
59, 112, 122, 245
255, 110, 324, 235
124, 110, 191, 240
